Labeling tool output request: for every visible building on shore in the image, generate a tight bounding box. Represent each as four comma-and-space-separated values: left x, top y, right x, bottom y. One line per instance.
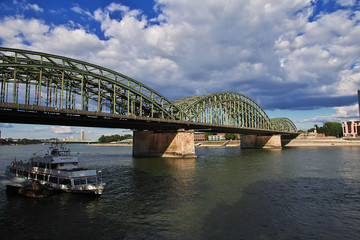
194, 132, 205, 141
342, 119, 360, 137
208, 133, 226, 141
195, 132, 240, 141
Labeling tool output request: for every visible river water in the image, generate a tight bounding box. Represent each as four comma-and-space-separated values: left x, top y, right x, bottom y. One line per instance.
0, 144, 360, 240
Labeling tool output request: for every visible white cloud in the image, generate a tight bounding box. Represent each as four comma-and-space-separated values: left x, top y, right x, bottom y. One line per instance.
0, 0, 359, 113
71, 5, 91, 17
0, 16, 104, 59
13, 0, 43, 12
52, 126, 73, 134
25, 126, 75, 134
337, 0, 357, 7
275, 9, 360, 99
296, 104, 359, 123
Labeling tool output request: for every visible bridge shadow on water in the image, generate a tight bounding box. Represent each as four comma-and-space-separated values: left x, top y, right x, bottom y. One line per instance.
201, 177, 360, 240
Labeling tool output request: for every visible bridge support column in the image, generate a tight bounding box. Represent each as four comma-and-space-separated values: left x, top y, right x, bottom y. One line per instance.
132, 130, 197, 158
241, 135, 282, 149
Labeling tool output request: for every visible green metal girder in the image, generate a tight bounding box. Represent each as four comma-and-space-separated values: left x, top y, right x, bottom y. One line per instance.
171, 92, 273, 129
270, 118, 297, 132
0, 47, 180, 119
0, 47, 297, 133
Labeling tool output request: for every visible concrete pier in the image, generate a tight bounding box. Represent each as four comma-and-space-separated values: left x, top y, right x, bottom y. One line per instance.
132, 130, 197, 158
241, 135, 282, 149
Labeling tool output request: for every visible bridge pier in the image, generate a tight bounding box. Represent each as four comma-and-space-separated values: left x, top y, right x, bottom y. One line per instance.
132, 130, 197, 158
241, 135, 282, 149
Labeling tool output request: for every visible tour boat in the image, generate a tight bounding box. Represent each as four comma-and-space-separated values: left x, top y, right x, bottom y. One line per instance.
1, 145, 105, 196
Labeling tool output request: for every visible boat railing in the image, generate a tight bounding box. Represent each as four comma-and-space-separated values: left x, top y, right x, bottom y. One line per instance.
9, 164, 96, 178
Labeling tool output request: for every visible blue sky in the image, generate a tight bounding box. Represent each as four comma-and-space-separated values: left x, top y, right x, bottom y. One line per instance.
0, 0, 360, 140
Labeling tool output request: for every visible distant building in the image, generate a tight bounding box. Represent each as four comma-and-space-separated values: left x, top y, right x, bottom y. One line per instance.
64, 136, 74, 141
81, 130, 85, 141
208, 134, 226, 141
194, 132, 205, 141
342, 119, 360, 137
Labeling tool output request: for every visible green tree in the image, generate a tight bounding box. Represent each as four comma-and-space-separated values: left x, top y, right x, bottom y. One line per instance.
225, 133, 238, 140
319, 122, 342, 137
98, 135, 106, 143
204, 132, 215, 140
315, 122, 342, 137
98, 134, 133, 143
308, 127, 316, 132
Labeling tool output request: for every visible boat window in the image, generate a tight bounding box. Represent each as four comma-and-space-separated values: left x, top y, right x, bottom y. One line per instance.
49, 176, 58, 184
10, 168, 16, 174
39, 162, 46, 169
59, 178, 71, 186
36, 174, 44, 181
51, 164, 57, 169
74, 178, 87, 185
87, 177, 96, 184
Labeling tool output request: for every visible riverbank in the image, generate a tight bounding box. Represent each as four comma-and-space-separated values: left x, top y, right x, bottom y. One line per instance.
196, 140, 240, 147
285, 137, 360, 147
92, 143, 132, 146
196, 138, 360, 148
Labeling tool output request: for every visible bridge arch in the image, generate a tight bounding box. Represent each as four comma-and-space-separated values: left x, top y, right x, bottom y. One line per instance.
270, 118, 297, 132
0, 47, 297, 133
172, 92, 273, 129
0, 47, 180, 120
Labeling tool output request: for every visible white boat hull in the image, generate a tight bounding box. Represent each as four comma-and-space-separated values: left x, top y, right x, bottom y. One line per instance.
1, 174, 105, 195
1, 145, 106, 196
0, 174, 32, 187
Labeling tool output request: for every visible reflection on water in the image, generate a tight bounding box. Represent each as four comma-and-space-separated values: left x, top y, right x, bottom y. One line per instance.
203, 177, 360, 240
1, 145, 360, 239
133, 157, 196, 174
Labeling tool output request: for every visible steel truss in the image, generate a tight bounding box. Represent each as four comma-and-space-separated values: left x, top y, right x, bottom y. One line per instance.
0, 47, 297, 133
270, 118, 297, 132
172, 92, 273, 129
0, 47, 180, 120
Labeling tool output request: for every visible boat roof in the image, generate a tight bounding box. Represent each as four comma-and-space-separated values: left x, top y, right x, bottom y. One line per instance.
30, 145, 78, 164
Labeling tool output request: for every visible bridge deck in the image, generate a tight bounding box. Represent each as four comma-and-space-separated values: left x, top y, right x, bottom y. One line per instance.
0, 102, 298, 137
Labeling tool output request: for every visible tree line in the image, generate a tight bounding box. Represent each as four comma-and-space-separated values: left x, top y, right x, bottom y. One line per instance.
307, 122, 342, 137
98, 134, 133, 143
0, 138, 43, 145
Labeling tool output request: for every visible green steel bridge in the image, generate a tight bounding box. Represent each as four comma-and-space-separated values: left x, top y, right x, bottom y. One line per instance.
0, 47, 297, 136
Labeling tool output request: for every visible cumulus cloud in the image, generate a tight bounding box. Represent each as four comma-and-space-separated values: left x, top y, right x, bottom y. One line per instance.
52, 126, 74, 134
0, 16, 104, 59
25, 126, 75, 134
296, 104, 359, 124
0, 0, 359, 114
336, 0, 357, 7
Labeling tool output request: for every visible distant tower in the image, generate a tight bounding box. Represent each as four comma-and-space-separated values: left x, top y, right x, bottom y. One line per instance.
81, 129, 85, 141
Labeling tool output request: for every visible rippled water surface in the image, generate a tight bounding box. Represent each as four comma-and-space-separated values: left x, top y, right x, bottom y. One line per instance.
1, 144, 360, 239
